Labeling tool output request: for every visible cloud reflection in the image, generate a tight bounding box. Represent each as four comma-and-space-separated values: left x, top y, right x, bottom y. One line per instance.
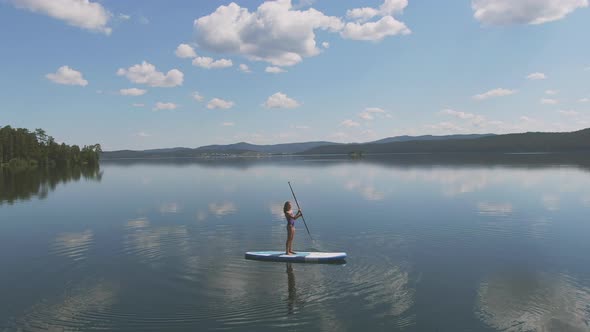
159, 202, 181, 214
542, 194, 560, 211
345, 180, 386, 201
52, 230, 93, 261
477, 202, 513, 216
208, 202, 237, 217
123, 219, 190, 265
269, 202, 285, 221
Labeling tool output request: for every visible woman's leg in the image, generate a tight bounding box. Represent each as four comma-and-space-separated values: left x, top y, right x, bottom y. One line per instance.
289, 227, 296, 253
286, 226, 292, 254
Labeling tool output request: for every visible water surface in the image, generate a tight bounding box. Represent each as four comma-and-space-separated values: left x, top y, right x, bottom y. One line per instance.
2, 155, 590, 331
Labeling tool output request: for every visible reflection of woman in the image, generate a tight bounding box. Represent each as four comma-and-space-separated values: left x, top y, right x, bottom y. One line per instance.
284, 201, 302, 255
286, 263, 296, 314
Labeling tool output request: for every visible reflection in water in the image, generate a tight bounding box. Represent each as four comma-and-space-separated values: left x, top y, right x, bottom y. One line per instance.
286, 263, 297, 315
159, 202, 181, 214
476, 271, 590, 331
0, 166, 102, 205
52, 230, 94, 261
477, 202, 513, 216
4, 155, 590, 330
542, 194, 560, 211
269, 202, 285, 222
345, 180, 385, 201
208, 201, 237, 217
123, 218, 190, 266
126, 218, 149, 229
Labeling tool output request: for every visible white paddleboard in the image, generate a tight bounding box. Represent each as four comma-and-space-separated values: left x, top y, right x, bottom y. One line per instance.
245, 251, 346, 263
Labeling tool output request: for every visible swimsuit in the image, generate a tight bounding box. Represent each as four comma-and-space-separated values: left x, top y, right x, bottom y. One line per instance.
286, 213, 295, 227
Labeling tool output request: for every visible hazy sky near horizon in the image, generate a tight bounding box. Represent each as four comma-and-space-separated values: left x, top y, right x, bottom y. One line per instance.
1, 0, 589, 150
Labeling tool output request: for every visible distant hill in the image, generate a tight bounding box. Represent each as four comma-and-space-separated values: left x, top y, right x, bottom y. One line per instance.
195, 141, 339, 154
303, 128, 590, 155
102, 141, 339, 159
102, 129, 590, 159
370, 133, 495, 144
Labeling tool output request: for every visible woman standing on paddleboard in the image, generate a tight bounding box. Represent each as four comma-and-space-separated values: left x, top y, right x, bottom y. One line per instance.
284, 201, 302, 255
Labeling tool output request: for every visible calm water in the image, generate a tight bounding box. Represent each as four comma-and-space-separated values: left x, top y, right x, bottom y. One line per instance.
2, 155, 590, 331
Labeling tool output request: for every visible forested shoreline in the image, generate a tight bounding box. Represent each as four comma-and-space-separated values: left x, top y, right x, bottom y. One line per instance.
0, 125, 101, 168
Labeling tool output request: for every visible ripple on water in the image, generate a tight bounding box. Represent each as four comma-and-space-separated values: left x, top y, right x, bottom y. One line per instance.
122, 220, 190, 265
9, 280, 118, 331
475, 271, 590, 331
50, 230, 94, 261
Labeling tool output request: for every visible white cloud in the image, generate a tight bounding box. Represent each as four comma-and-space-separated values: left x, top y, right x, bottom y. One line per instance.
579, 98, 589, 103
264, 92, 301, 109
221, 122, 235, 126
558, 109, 579, 116
440, 109, 487, 127
192, 56, 233, 69
293, 125, 311, 130
138, 15, 149, 24
441, 109, 477, 120
472, 0, 588, 25
207, 98, 234, 109
119, 88, 146, 96
341, 119, 360, 127
11, 0, 112, 34
118, 13, 130, 21
117, 61, 183, 87
359, 107, 390, 120
194, 0, 343, 66
153, 102, 178, 111
265, 66, 287, 74
341, 16, 410, 41
132, 103, 145, 107
540, 98, 558, 105
342, 0, 410, 41
136, 131, 150, 137
238, 64, 251, 73
426, 121, 465, 132
473, 88, 516, 100
46, 66, 88, 86
347, 0, 408, 21
192, 91, 204, 102
322, 41, 330, 48
175, 43, 196, 58
346, 7, 379, 22
527, 72, 547, 80
545, 90, 558, 95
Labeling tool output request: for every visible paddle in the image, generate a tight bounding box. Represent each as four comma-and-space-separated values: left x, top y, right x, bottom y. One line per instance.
288, 181, 313, 241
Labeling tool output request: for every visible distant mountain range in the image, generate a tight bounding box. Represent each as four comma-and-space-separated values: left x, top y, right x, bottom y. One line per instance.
101, 130, 590, 159
305, 128, 590, 154
101, 134, 494, 159
369, 133, 495, 144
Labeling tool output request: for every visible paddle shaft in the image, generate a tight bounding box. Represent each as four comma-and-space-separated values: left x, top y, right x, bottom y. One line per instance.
288, 181, 312, 240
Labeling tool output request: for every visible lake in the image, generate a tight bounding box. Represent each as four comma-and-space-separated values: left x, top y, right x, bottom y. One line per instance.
2, 155, 590, 331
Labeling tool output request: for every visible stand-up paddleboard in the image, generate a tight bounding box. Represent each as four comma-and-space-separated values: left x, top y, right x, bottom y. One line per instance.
245, 251, 346, 263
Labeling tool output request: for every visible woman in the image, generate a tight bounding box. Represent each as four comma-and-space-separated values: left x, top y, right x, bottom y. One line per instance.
284, 201, 302, 255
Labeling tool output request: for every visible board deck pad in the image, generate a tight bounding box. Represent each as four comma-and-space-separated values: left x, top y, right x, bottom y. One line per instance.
245, 251, 346, 263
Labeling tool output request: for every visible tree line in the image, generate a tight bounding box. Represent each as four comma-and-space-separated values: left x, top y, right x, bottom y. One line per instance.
0, 125, 101, 168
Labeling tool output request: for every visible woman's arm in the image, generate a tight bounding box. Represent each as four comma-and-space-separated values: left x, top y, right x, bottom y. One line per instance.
293, 210, 303, 219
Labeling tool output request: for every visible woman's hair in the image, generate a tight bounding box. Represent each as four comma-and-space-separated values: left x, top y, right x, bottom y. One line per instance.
283, 201, 292, 213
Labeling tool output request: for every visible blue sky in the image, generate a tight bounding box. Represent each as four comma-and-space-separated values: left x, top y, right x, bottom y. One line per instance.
1, 0, 589, 150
